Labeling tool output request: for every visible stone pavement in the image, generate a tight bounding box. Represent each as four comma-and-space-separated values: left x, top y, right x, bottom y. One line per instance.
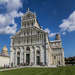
0, 65, 56, 72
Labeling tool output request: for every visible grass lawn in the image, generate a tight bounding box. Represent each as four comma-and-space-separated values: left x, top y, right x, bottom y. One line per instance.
0, 66, 75, 75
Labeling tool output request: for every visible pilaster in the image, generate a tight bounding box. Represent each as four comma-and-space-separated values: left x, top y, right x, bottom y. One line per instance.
24, 46, 26, 64
14, 48, 17, 67
46, 45, 49, 66
30, 46, 34, 65
34, 46, 37, 65
9, 47, 14, 67
20, 47, 24, 64
40, 45, 45, 65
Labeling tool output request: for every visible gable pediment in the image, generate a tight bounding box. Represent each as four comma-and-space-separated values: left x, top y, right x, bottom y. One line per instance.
23, 11, 36, 20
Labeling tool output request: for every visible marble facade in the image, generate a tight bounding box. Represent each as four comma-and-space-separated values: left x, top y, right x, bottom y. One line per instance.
10, 9, 65, 67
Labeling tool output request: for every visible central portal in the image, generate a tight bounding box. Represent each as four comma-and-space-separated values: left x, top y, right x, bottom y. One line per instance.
26, 47, 30, 65
26, 54, 30, 65
17, 57, 20, 65
37, 56, 40, 65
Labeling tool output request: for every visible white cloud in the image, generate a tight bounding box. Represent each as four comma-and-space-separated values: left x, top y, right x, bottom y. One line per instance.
49, 33, 56, 37
44, 28, 50, 33
62, 32, 66, 35
10, 10, 23, 18
0, 0, 23, 34
59, 11, 75, 34
7, 0, 22, 11
0, 0, 22, 10
0, 0, 8, 3
44, 28, 56, 38
0, 24, 17, 34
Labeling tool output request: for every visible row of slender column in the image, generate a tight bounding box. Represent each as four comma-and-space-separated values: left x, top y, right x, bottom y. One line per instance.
22, 20, 34, 28
11, 45, 47, 67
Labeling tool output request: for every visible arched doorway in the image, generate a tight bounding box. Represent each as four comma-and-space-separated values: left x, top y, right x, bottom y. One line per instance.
36, 50, 40, 65
26, 47, 30, 65
17, 52, 20, 65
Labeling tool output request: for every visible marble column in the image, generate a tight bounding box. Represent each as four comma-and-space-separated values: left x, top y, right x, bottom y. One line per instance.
24, 46, 26, 64
34, 46, 37, 65
10, 47, 14, 67
62, 49, 65, 66
30, 46, 34, 65
46, 46, 49, 66
20, 47, 23, 64
40, 46, 45, 65
45, 33, 50, 66
59, 54, 61, 65
14, 48, 17, 67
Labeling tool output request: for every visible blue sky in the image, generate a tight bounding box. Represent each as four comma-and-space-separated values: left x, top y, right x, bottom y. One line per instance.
0, 0, 75, 57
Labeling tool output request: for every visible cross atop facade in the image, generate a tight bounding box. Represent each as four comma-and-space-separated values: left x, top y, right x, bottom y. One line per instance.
27, 8, 30, 12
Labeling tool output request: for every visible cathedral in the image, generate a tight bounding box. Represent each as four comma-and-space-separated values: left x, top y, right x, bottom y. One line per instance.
10, 9, 65, 67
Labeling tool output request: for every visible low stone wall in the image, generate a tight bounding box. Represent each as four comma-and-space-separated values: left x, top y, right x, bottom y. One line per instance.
0, 56, 9, 67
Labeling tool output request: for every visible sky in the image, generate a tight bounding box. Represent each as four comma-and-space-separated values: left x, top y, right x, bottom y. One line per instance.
0, 0, 75, 57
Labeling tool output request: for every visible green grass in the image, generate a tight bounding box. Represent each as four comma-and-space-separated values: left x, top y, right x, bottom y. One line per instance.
0, 66, 75, 75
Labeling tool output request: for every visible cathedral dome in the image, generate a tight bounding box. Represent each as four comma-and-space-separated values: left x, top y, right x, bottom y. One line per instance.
1, 46, 8, 56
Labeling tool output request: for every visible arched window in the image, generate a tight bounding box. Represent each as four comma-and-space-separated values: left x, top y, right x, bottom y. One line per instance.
37, 50, 40, 54
24, 32, 25, 36
24, 23, 26, 27
17, 52, 20, 56
26, 47, 30, 50
54, 56, 56, 59
26, 47, 30, 53
36, 50, 40, 57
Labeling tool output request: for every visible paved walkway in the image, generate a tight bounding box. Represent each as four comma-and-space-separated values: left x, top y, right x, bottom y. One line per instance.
0, 65, 56, 72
